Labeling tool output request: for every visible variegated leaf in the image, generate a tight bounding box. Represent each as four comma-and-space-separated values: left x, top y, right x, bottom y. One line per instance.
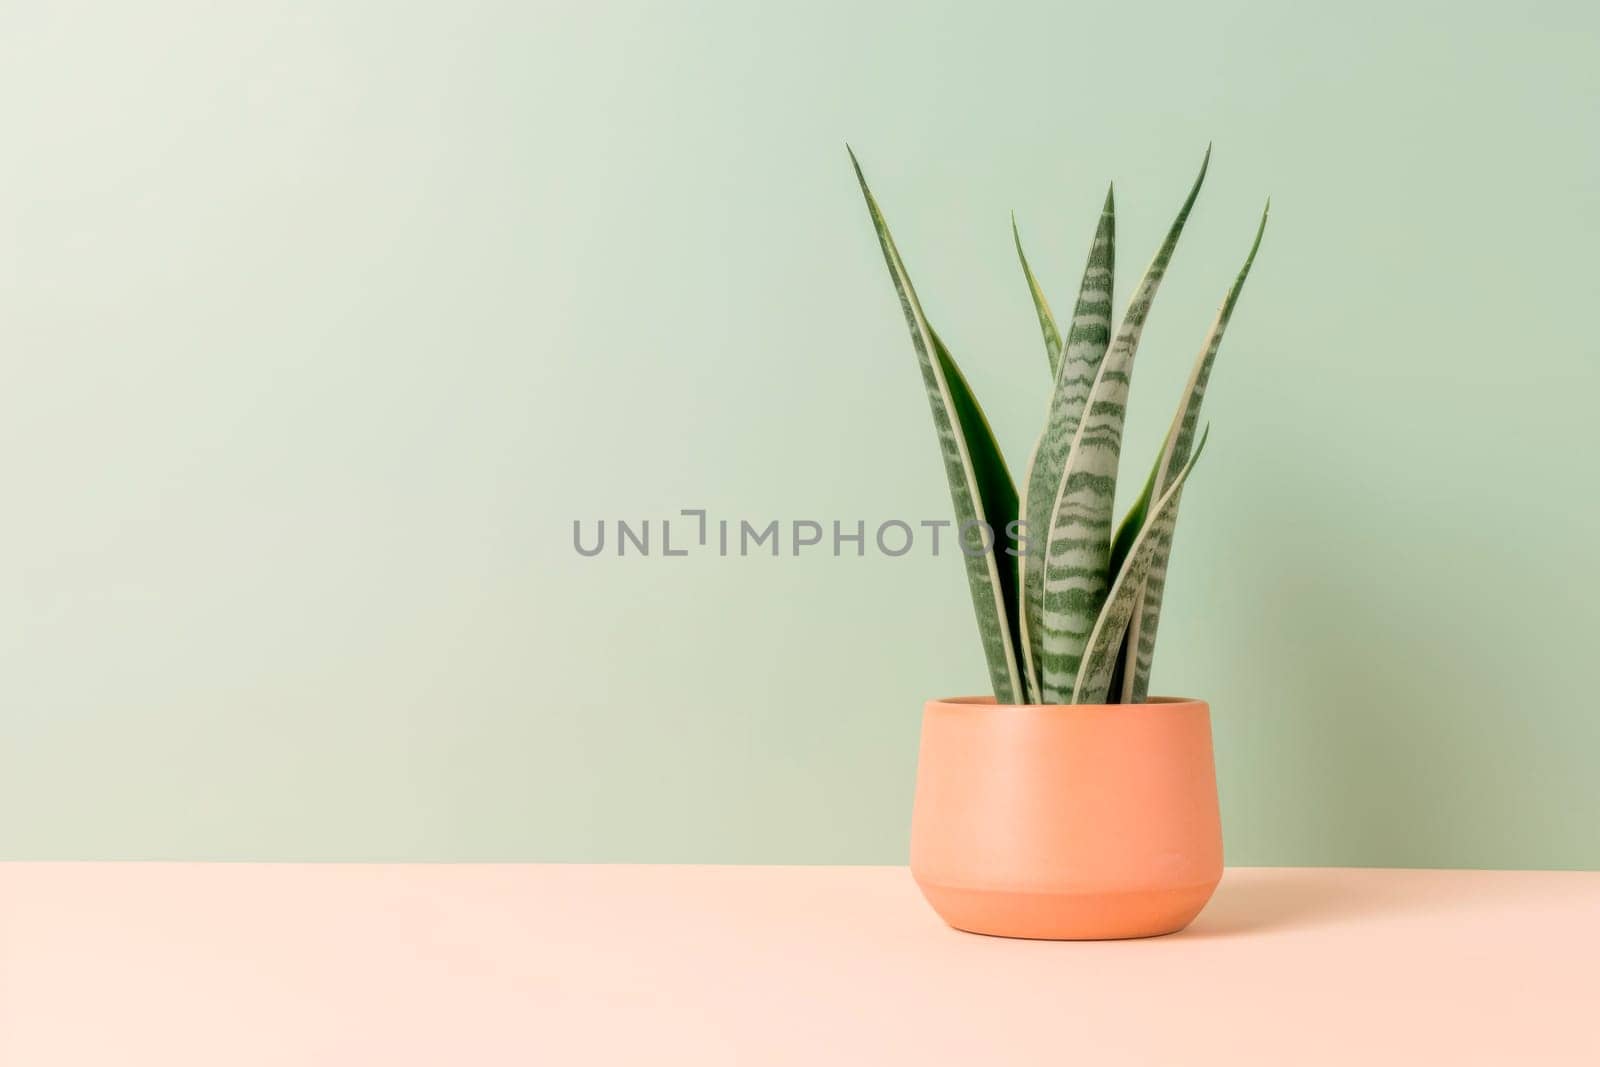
850, 149, 1025, 703
934, 329, 1026, 695
1011, 215, 1064, 377
1116, 202, 1268, 702
1016, 188, 1115, 700
1036, 149, 1210, 702
1072, 429, 1210, 705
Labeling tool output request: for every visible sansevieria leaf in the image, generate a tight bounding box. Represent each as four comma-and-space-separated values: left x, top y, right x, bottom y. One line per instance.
1011, 216, 1064, 378
935, 330, 1025, 695
1037, 149, 1210, 702
1072, 428, 1210, 704
1114, 203, 1268, 702
850, 149, 1025, 703
1015, 188, 1115, 700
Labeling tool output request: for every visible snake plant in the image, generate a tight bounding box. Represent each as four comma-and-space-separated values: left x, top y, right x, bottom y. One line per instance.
851, 146, 1266, 705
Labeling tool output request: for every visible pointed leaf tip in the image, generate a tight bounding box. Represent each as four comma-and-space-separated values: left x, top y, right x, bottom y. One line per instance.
1242, 203, 1270, 266
846, 145, 868, 189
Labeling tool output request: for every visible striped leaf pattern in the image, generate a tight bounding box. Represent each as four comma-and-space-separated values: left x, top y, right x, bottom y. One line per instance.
1072, 429, 1210, 705
1016, 189, 1115, 700
850, 149, 1025, 703
1036, 150, 1210, 702
1011, 215, 1064, 377
1116, 203, 1269, 702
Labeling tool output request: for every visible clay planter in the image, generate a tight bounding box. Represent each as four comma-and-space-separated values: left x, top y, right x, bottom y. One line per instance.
910, 696, 1222, 940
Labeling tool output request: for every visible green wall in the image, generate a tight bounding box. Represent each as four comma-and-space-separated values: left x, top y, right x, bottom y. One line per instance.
3, 0, 1597, 867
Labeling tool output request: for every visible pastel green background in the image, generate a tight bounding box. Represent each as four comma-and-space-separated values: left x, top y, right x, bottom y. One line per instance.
3, 1, 1597, 867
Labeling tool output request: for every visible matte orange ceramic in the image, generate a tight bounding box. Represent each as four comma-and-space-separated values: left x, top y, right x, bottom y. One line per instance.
910, 696, 1222, 940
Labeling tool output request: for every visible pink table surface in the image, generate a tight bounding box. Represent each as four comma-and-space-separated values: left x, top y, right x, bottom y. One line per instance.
2, 864, 1597, 1065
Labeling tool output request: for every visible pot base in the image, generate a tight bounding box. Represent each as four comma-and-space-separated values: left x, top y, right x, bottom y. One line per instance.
915, 879, 1220, 940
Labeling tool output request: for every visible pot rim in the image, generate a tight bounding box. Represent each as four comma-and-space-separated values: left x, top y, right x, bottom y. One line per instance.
928, 695, 1206, 713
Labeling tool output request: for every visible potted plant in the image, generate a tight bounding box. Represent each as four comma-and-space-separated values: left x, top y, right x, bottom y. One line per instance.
850, 146, 1267, 939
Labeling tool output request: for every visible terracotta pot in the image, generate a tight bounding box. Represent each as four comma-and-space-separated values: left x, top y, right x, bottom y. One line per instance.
910, 696, 1222, 940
